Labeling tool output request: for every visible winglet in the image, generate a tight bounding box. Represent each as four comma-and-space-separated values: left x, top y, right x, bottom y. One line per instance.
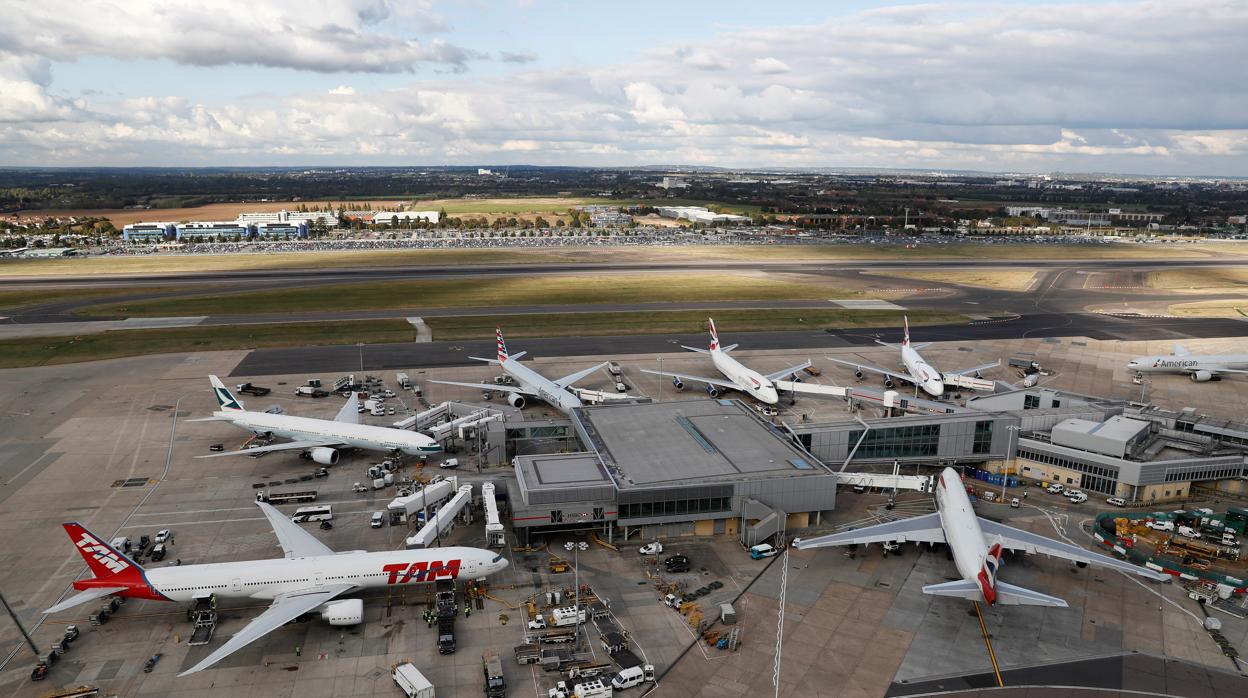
209, 375, 244, 412
708, 318, 720, 352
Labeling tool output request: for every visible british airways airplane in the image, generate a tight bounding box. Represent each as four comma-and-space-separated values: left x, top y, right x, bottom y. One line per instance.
44, 502, 507, 675
795, 467, 1166, 607
829, 317, 999, 398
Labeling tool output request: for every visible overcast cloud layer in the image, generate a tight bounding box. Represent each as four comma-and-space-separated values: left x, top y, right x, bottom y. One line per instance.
1, 0, 1246, 175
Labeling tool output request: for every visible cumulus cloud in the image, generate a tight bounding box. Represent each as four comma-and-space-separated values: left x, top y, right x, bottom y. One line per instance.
1, 1, 1247, 174
0, 0, 475, 73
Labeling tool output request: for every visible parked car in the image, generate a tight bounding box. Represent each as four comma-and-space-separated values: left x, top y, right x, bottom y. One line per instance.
1106, 497, 1127, 507
439, 458, 460, 469
1067, 492, 1088, 504
664, 554, 690, 573
154, 529, 172, 544
639, 541, 663, 555
1146, 519, 1176, 531
1046, 483, 1065, 494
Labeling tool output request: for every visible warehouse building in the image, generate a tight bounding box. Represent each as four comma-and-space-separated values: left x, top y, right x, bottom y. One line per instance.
510, 400, 837, 545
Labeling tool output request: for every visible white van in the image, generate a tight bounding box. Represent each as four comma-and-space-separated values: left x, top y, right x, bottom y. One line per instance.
371, 511, 385, 528
1106, 497, 1126, 507
749, 543, 778, 559
612, 666, 645, 690
439, 458, 460, 469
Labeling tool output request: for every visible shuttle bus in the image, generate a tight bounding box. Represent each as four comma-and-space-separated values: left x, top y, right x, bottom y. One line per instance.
291, 505, 333, 523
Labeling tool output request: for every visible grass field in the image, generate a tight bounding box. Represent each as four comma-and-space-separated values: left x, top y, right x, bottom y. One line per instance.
80, 273, 850, 317
424, 309, 963, 341
866, 270, 1038, 291
1147, 268, 1248, 293
0, 320, 416, 369
2, 242, 1240, 278
0, 286, 197, 312
1167, 299, 1248, 317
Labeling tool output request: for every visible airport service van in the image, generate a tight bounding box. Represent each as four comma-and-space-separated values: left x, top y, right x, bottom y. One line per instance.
750, 543, 779, 559
393, 663, 434, 698
611, 665, 654, 690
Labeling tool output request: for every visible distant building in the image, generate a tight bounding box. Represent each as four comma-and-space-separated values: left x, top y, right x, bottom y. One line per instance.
121, 222, 176, 242
254, 222, 308, 239
478, 168, 494, 175
1111, 211, 1165, 225
237, 210, 337, 229
371, 211, 441, 225
657, 177, 690, 190
177, 221, 251, 240
656, 206, 749, 225
20, 247, 77, 258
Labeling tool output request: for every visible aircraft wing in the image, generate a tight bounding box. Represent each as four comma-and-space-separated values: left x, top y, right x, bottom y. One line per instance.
429, 379, 535, 396
256, 501, 334, 559
793, 513, 947, 549
44, 586, 130, 614
554, 362, 611, 389
195, 438, 343, 459
680, 343, 737, 354
334, 393, 360, 424
764, 361, 813, 382
179, 583, 355, 676
826, 358, 912, 384
946, 360, 1001, 377
639, 368, 737, 390
976, 517, 1169, 581
1202, 367, 1248, 375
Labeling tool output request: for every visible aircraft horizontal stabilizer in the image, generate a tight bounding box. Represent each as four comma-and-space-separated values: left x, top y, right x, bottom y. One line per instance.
994, 581, 1068, 607
44, 586, 128, 614
921, 579, 981, 600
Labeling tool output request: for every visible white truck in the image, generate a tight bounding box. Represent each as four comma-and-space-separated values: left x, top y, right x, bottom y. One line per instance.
393, 663, 434, 698
397, 373, 412, 389
528, 606, 586, 630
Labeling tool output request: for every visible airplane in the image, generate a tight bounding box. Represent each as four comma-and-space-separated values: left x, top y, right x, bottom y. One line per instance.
194, 376, 440, 464
639, 318, 827, 405
827, 317, 999, 398
429, 328, 615, 415
794, 467, 1167, 607
1128, 344, 1248, 382
44, 501, 508, 676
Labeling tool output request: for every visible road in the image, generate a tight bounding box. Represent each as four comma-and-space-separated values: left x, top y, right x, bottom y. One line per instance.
229, 313, 1248, 376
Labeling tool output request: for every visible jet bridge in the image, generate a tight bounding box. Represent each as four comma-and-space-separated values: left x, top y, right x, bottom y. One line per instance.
836, 471, 935, 493
482, 482, 505, 548
405, 484, 473, 549
388, 476, 458, 525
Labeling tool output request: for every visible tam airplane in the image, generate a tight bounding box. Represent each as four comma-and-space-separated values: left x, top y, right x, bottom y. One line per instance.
794, 467, 1166, 607
828, 317, 999, 398
1128, 343, 1248, 382
430, 328, 621, 415
195, 376, 440, 464
640, 318, 828, 405
44, 501, 508, 676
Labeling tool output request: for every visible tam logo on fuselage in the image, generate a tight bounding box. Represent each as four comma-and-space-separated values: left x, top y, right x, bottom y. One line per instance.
383, 559, 462, 585
76, 533, 129, 575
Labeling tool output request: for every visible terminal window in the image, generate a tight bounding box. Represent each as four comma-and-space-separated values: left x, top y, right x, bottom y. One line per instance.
848, 424, 940, 459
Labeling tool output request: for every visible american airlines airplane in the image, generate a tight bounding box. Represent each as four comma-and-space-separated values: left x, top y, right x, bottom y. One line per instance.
195, 376, 440, 464
430, 328, 614, 415
828, 317, 998, 398
1128, 344, 1248, 382
794, 467, 1166, 607
44, 501, 508, 675
640, 318, 824, 405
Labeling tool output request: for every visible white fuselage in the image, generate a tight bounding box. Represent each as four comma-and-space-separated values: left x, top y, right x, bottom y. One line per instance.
711, 349, 780, 404
1128, 354, 1248, 375
934, 467, 990, 596
220, 410, 440, 456
902, 343, 946, 398
144, 546, 505, 603
501, 357, 585, 414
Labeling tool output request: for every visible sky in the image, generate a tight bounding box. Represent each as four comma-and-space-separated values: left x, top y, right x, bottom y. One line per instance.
1, 0, 1246, 175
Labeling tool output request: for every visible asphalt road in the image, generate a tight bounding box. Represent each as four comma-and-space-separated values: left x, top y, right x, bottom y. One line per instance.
228, 313, 1248, 377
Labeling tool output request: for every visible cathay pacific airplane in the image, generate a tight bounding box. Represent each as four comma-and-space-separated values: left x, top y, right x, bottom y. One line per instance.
195, 376, 440, 464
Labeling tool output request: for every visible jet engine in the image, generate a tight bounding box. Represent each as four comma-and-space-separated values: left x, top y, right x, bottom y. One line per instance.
508, 393, 527, 409
1190, 370, 1213, 383
854, 369, 864, 380
319, 598, 363, 626
672, 378, 685, 391
883, 378, 895, 389
310, 447, 339, 466
705, 385, 720, 397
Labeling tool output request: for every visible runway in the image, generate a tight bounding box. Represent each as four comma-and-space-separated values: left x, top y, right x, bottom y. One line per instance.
228, 312, 1248, 376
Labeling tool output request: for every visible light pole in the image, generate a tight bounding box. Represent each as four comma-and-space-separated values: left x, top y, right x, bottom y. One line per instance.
1004, 424, 1021, 503
565, 540, 588, 650
357, 342, 365, 374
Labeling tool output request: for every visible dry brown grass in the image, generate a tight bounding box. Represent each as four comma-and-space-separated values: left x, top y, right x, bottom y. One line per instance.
863, 270, 1038, 291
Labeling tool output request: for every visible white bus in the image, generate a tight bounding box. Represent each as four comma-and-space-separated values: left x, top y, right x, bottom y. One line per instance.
291, 505, 333, 523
